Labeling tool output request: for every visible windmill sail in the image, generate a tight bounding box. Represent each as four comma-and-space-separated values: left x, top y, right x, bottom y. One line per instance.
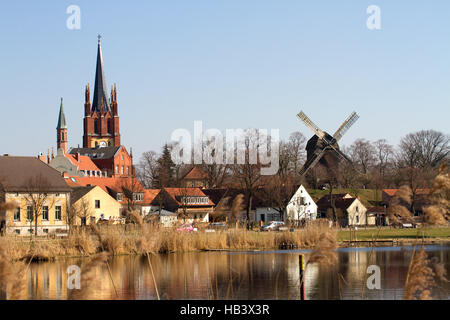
333, 111, 359, 142
297, 111, 326, 140
299, 148, 328, 177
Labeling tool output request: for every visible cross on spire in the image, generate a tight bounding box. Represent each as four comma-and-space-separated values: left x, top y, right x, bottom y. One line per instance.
98, 34, 102, 44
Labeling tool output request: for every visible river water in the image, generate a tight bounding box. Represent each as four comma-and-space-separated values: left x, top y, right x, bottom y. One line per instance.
21, 244, 450, 300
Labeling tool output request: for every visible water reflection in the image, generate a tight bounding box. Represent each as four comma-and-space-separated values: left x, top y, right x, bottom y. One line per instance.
19, 245, 450, 300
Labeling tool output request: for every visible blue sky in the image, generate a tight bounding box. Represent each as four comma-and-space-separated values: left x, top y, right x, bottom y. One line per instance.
0, 1, 449, 160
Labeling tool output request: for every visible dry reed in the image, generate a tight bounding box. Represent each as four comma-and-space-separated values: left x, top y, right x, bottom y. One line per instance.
68, 252, 108, 300
0, 243, 26, 300
403, 246, 436, 300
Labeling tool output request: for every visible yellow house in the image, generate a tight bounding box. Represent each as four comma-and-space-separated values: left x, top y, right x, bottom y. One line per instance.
0, 156, 72, 236
71, 186, 122, 225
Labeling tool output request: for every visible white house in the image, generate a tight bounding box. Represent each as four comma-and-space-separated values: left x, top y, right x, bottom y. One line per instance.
255, 207, 283, 223
147, 209, 178, 227
286, 185, 318, 223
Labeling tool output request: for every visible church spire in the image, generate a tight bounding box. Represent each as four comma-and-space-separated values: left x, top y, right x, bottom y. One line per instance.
57, 97, 68, 154
92, 35, 109, 112
56, 97, 67, 129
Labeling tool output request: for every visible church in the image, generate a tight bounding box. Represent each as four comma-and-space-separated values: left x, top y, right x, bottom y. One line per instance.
48, 36, 134, 179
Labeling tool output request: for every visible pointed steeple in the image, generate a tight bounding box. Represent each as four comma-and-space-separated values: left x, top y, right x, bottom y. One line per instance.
92, 35, 109, 112
57, 98, 67, 129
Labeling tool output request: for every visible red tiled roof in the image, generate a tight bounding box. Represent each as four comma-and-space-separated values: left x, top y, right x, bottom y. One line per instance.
164, 187, 215, 206
65, 154, 101, 172
66, 176, 143, 194
383, 189, 431, 197
144, 189, 161, 205
182, 166, 208, 180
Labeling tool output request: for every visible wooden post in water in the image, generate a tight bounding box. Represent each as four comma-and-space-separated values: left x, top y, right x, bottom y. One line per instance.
299, 254, 305, 300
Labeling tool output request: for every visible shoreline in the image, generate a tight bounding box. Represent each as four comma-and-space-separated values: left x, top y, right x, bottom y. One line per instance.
2, 226, 449, 262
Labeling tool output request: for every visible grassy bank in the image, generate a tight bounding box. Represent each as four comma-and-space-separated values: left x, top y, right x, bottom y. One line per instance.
338, 226, 450, 241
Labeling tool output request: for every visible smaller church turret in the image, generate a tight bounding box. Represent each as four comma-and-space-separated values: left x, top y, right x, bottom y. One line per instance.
56, 97, 68, 154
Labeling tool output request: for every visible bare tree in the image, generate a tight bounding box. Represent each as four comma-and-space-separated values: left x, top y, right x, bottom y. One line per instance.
259, 175, 296, 221
23, 174, 56, 237
287, 131, 306, 176
70, 197, 94, 226
373, 139, 394, 181
116, 177, 144, 213
231, 130, 262, 224
349, 139, 376, 175
137, 150, 160, 188
398, 130, 449, 169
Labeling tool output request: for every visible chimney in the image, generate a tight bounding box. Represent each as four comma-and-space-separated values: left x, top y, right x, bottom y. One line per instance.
38, 152, 46, 163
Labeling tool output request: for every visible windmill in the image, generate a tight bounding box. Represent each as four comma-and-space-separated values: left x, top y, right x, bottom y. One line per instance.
297, 111, 359, 177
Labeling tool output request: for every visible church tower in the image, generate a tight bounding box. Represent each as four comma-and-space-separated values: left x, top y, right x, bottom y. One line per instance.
56, 97, 68, 154
83, 36, 120, 148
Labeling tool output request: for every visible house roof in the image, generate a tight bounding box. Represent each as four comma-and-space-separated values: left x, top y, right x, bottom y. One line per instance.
0, 156, 72, 192
202, 188, 266, 209
366, 206, 386, 214
144, 189, 161, 205
69, 146, 122, 160
65, 154, 101, 172
182, 166, 208, 180
383, 189, 431, 197
164, 187, 215, 206
317, 194, 358, 211
65, 176, 144, 195
71, 186, 96, 203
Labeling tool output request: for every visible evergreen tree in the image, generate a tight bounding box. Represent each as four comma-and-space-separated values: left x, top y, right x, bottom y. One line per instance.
155, 144, 176, 187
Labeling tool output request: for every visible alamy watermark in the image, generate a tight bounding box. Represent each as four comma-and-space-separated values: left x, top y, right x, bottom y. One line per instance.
170, 121, 280, 175
366, 5, 381, 30
366, 265, 381, 290
66, 5, 81, 30
67, 265, 81, 290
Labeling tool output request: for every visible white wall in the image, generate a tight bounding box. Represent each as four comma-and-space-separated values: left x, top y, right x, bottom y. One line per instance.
255, 207, 283, 223
286, 185, 318, 221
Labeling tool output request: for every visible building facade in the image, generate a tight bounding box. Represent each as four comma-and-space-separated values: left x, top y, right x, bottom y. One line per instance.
0, 156, 71, 236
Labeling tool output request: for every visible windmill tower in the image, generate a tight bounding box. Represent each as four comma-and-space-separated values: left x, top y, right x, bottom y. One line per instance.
297, 111, 359, 178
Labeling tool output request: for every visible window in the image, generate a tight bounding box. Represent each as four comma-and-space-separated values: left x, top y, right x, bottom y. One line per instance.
43, 229, 49, 234
14, 208, 20, 221
42, 206, 49, 221
95, 200, 101, 209
116, 165, 119, 174
126, 167, 129, 176
121, 154, 124, 161
94, 120, 99, 134
117, 193, 123, 201
356, 206, 359, 212
356, 216, 359, 224
55, 206, 62, 221
121, 166, 124, 175
107, 119, 111, 133
27, 206, 33, 221
15, 229, 20, 235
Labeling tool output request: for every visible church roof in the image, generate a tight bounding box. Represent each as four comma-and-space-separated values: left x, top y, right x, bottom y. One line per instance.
65, 153, 101, 172
56, 98, 67, 129
69, 146, 122, 160
91, 36, 109, 112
